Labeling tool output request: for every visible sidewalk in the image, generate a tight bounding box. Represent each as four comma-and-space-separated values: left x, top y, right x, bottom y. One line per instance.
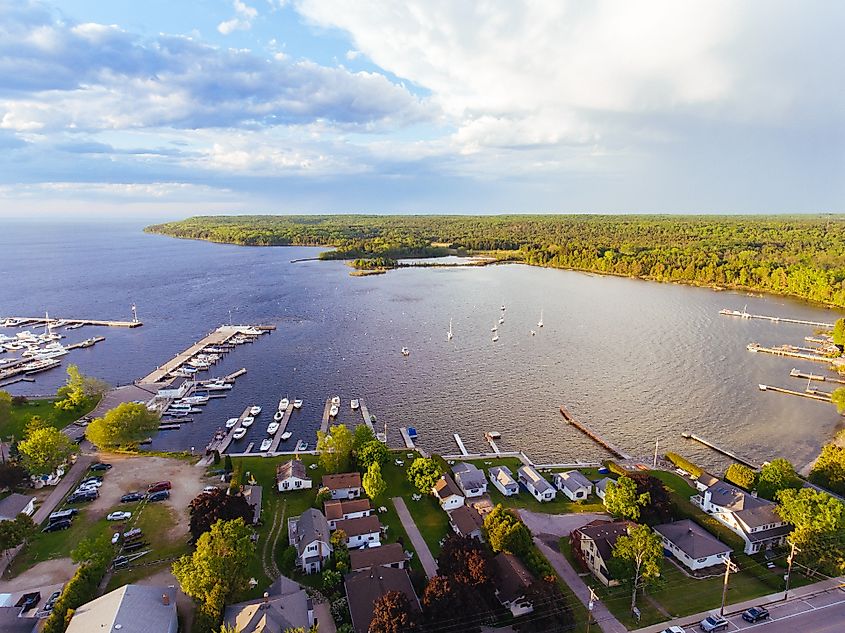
392, 497, 438, 579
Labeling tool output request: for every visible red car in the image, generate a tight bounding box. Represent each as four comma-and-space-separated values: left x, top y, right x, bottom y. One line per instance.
147, 481, 172, 493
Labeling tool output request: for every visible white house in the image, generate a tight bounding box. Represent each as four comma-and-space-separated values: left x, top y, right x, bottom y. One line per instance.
451, 462, 487, 497
553, 470, 593, 501
288, 508, 333, 574
333, 515, 382, 549
154, 381, 191, 401
694, 480, 791, 554
66, 585, 177, 633
324, 499, 372, 530
433, 474, 465, 510
0, 493, 36, 521
492, 553, 534, 617
695, 472, 720, 493
489, 466, 519, 496
349, 542, 408, 572
653, 519, 733, 571
595, 477, 614, 501
322, 473, 362, 500
517, 466, 556, 502
572, 519, 636, 586
276, 460, 312, 492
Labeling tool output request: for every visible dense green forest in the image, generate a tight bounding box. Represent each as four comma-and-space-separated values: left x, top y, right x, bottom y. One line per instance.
146, 214, 845, 308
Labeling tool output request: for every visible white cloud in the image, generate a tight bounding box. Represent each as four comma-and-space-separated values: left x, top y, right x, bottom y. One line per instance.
345, 49, 360, 60
218, 0, 259, 35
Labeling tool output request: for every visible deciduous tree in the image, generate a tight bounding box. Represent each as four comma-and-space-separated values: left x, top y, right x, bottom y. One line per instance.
85, 402, 159, 449
71, 533, 113, 568
352, 424, 376, 455
809, 442, 845, 496
358, 440, 389, 471
757, 458, 802, 500
484, 504, 532, 556
437, 535, 491, 588
55, 364, 108, 411
604, 476, 650, 522
317, 424, 354, 473
834, 318, 845, 349
776, 488, 845, 573
0, 463, 29, 490
370, 590, 418, 633
407, 457, 441, 494
17, 426, 73, 475
0, 390, 11, 432
726, 463, 757, 491
188, 488, 254, 542
832, 387, 845, 414
363, 461, 387, 500
610, 524, 662, 611
0, 514, 35, 558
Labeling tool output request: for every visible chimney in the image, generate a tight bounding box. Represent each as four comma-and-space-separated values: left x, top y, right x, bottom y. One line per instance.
261, 592, 270, 610
162, 593, 170, 606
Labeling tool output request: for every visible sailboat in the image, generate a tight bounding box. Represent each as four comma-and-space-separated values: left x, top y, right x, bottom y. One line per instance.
447, 319, 453, 341
537, 309, 544, 328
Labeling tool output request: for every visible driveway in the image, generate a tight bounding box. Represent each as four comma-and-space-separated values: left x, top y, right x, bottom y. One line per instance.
392, 497, 438, 579
518, 510, 608, 538
32, 454, 94, 524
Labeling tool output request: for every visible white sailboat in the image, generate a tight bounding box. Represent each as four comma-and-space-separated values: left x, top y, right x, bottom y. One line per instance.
537, 309, 544, 328
447, 318, 453, 341
492, 334, 499, 342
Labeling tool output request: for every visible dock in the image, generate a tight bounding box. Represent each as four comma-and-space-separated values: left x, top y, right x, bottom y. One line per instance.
746, 343, 833, 364
225, 368, 247, 381
453, 433, 469, 456
268, 403, 295, 452
2, 316, 142, 328
206, 406, 252, 455
484, 432, 501, 455
682, 432, 759, 469
65, 336, 106, 350
758, 384, 832, 403
720, 309, 833, 328
559, 405, 632, 460
399, 427, 416, 449
359, 398, 375, 432
320, 399, 333, 434
790, 368, 845, 384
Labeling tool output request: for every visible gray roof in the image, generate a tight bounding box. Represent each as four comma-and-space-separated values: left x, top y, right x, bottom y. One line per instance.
518, 466, 554, 494
653, 520, 732, 559
243, 485, 262, 524
66, 585, 176, 633
554, 470, 592, 493
698, 472, 720, 487
453, 462, 487, 491
575, 520, 636, 562
489, 466, 518, 489
493, 553, 533, 604
0, 493, 34, 520
224, 579, 312, 633
595, 477, 614, 494
433, 474, 463, 500
745, 524, 792, 543
349, 543, 408, 571
0, 607, 36, 633
277, 459, 309, 481
448, 505, 484, 537
706, 481, 782, 528
295, 509, 330, 556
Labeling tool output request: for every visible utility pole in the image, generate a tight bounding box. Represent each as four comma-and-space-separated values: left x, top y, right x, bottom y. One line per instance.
720, 556, 739, 615
586, 586, 597, 633
784, 541, 800, 600
653, 439, 659, 467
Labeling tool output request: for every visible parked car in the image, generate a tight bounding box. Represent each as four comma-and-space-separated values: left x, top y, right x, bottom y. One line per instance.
660, 627, 686, 633
147, 481, 172, 493
49, 509, 77, 523
120, 492, 145, 503
107, 511, 132, 521
123, 527, 142, 539
111, 532, 120, 544
148, 490, 170, 502
42, 520, 71, 532
66, 492, 97, 503
699, 615, 729, 632
202, 485, 218, 493
742, 606, 770, 623
90, 462, 112, 471
44, 591, 61, 611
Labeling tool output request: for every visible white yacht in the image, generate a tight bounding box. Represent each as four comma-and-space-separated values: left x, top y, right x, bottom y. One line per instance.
401, 347, 410, 356
249, 406, 261, 416
293, 399, 303, 409
329, 405, 339, 417
278, 397, 290, 411
273, 410, 283, 422
241, 416, 255, 428
260, 438, 273, 452
447, 318, 453, 341
492, 334, 499, 342
225, 417, 239, 429
182, 395, 209, 405
350, 399, 360, 410
280, 431, 292, 441
233, 427, 247, 440
267, 422, 280, 435
331, 395, 340, 406
66, 322, 84, 330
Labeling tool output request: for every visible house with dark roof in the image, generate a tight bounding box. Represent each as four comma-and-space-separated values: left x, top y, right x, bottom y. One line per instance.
288, 508, 332, 574
349, 542, 408, 572
322, 473, 362, 500
344, 566, 421, 633
224, 575, 314, 633
492, 553, 534, 617
653, 519, 732, 571
553, 470, 593, 501
452, 462, 488, 497
433, 474, 465, 510
65, 585, 177, 633
595, 477, 614, 501
695, 480, 790, 554
447, 505, 485, 541
276, 460, 312, 493
695, 472, 720, 492
489, 465, 519, 496
517, 466, 556, 502
572, 519, 636, 586
243, 485, 262, 524
334, 515, 382, 549
325, 499, 372, 530
0, 493, 36, 521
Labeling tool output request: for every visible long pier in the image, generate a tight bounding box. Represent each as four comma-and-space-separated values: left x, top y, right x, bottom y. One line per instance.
790, 368, 845, 384
359, 398, 375, 432
559, 405, 632, 460
453, 433, 469, 456
207, 406, 252, 455
399, 427, 416, 449
682, 432, 759, 469
268, 403, 295, 452
758, 384, 833, 403
3, 316, 143, 328
746, 343, 832, 364
720, 309, 833, 328
320, 399, 333, 434
485, 433, 501, 455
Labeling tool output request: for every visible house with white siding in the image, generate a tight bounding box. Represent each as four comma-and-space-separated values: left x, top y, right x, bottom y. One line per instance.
452, 462, 488, 497
517, 466, 556, 502
489, 466, 519, 496
433, 475, 465, 510
572, 519, 636, 586
324, 499, 372, 530
288, 508, 333, 574
653, 519, 732, 571
276, 460, 312, 493
334, 515, 382, 549
553, 470, 593, 501
322, 473, 362, 500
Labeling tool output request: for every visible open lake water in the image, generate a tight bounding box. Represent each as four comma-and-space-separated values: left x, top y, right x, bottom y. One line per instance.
1, 221, 842, 471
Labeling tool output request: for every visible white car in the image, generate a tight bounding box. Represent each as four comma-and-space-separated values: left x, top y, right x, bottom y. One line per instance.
661, 627, 686, 633
107, 511, 132, 521
111, 532, 120, 544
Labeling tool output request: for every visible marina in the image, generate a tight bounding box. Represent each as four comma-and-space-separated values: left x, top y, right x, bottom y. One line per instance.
359, 398, 375, 432
320, 398, 333, 434
681, 432, 760, 469
719, 308, 834, 328
0, 315, 143, 328
266, 402, 295, 453
205, 406, 254, 455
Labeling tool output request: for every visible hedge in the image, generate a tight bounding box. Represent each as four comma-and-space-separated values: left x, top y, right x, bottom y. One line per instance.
603, 460, 630, 477
664, 452, 703, 479
41, 561, 107, 633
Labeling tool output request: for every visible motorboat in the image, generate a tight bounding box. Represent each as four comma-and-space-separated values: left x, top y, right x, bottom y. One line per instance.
498, 317, 504, 324
293, 399, 303, 409
249, 406, 261, 416
273, 410, 283, 422
447, 319, 453, 341
280, 431, 292, 441
501, 305, 506, 311
233, 427, 247, 440
267, 422, 280, 435
530, 330, 536, 336
168, 403, 192, 411
278, 397, 290, 411
538, 309, 544, 328
350, 399, 360, 410
329, 405, 339, 417
492, 334, 499, 342
331, 396, 340, 406
182, 395, 209, 405
401, 347, 410, 357
66, 322, 84, 330
491, 324, 497, 332
241, 416, 254, 427
225, 417, 239, 429
295, 440, 308, 451
260, 438, 273, 452
407, 427, 418, 440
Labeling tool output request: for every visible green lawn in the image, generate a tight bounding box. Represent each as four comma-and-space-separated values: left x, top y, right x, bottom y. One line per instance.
2, 395, 99, 440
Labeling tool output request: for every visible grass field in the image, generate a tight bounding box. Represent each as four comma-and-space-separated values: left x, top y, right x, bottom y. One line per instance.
2, 395, 99, 440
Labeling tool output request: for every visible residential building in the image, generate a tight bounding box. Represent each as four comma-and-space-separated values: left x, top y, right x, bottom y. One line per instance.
344, 566, 421, 633
517, 466, 556, 502
447, 505, 485, 541
324, 498, 372, 530
452, 462, 488, 497
695, 472, 720, 493
433, 474, 465, 510
595, 477, 614, 501
492, 553, 534, 617
572, 519, 636, 586
553, 470, 593, 501
223, 576, 315, 633
0, 606, 37, 633
694, 480, 791, 554
276, 460, 312, 493
334, 515, 382, 549
0, 493, 36, 521
65, 585, 177, 633
242, 485, 262, 524
653, 519, 732, 571
349, 542, 408, 572
322, 473, 362, 500
288, 508, 332, 574
488, 465, 519, 496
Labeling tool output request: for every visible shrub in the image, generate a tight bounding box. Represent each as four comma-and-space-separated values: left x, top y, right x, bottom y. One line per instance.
725, 463, 757, 491
664, 452, 703, 479
603, 460, 630, 477
41, 561, 107, 633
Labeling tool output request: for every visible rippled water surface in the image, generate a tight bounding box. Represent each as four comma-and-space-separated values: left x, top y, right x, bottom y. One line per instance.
1, 221, 842, 471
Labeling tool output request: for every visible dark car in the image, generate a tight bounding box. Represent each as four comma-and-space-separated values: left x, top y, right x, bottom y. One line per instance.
90, 462, 112, 471
742, 606, 770, 623
147, 481, 172, 493
120, 492, 145, 503
67, 491, 97, 503
148, 490, 170, 502
44, 591, 61, 611
42, 520, 71, 532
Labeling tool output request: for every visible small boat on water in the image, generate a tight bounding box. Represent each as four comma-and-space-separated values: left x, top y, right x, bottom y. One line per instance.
66, 322, 84, 330
498, 317, 504, 324
401, 347, 410, 356
273, 410, 283, 422
331, 395, 340, 406
249, 406, 261, 416
491, 325, 497, 332
537, 309, 544, 328
233, 427, 247, 440
350, 399, 360, 410
407, 427, 418, 440
293, 399, 303, 409
447, 318, 453, 341
492, 334, 499, 342
182, 395, 209, 405
278, 397, 290, 411
530, 330, 536, 336
295, 440, 308, 451
241, 416, 254, 428
501, 305, 506, 311
260, 438, 273, 452
280, 431, 292, 441
329, 405, 339, 417
267, 422, 280, 435
225, 417, 239, 429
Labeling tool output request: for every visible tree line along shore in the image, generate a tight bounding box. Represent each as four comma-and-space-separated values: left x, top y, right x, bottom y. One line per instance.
146, 214, 845, 308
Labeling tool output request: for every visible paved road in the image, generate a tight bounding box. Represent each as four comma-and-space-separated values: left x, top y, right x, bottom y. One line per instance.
32, 454, 94, 524
392, 497, 438, 579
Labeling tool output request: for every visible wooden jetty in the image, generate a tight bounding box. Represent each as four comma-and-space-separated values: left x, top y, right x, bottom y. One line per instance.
245, 442, 255, 453
320, 398, 333, 434
3, 316, 142, 328
225, 368, 247, 381
484, 432, 502, 455
453, 433, 469, 456
682, 432, 760, 469
789, 368, 845, 384
66, 336, 106, 350
399, 427, 416, 449
758, 384, 833, 403
268, 403, 295, 452
559, 405, 632, 460
746, 343, 832, 364
206, 406, 252, 455
359, 398, 375, 432
720, 309, 833, 328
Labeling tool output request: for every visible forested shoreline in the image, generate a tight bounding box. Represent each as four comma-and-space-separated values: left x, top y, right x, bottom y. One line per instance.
145, 214, 845, 308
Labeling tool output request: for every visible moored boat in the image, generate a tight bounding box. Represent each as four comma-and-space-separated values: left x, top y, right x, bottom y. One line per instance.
233, 427, 247, 440
273, 410, 283, 422
241, 416, 254, 427
329, 405, 339, 417
250, 406, 261, 416
295, 439, 308, 451
225, 417, 239, 429
278, 397, 290, 411
260, 438, 272, 451
280, 431, 292, 441
293, 399, 303, 409
267, 422, 280, 435
350, 399, 360, 410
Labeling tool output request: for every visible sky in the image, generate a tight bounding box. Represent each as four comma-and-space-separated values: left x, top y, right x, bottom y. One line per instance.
0, 0, 843, 219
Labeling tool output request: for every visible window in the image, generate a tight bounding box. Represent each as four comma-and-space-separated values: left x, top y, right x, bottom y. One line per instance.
295, 481, 301, 488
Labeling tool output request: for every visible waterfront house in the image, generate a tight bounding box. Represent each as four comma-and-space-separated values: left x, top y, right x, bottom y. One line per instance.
276, 460, 312, 493
553, 470, 593, 501
693, 480, 790, 554
452, 462, 488, 497
489, 465, 519, 496
653, 519, 732, 571
492, 553, 535, 617
333, 515, 382, 549
223, 576, 314, 633
433, 474, 465, 510
447, 505, 485, 541
0, 493, 36, 521
242, 485, 262, 524
345, 566, 421, 633
349, 542, 408, 572
288, 508, 332, 574
322, 472, 362, 500
517, 466, 556, 502
595, 477, 614, 501
66, 584, 177, 633
572, 519, 636, 586
324, 498, 373, 530
695, 472, 720, 493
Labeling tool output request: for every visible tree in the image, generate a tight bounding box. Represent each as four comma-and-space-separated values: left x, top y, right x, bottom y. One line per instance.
0, 390, 11, 432
370, 590, 418, 633
521, 581, 575, 633
627, 473, 673, 525
331, 529, 350, 572
757, 458, 802, 500
24, 416, 49, 437
484, 504, 532, 556
776, 488, 845, 573
832, 388, 845, 414
85, 402, 159, 449
810, 442, 845, 496
17, 426, 73, 475
610, 524, 662, 611
352, 424, 376, 455
358, 440, 389, 471
188, 488, 254, 542
317, 424, 354, 473
834, 318, 845, 349
363, 462, 387, 500
437, 535, 491, 588
421, 575, 479, 632
407, 457, 441, 495
71, 533, 113, 568
604, 476, 650, 522
55, 364, 108, 411
0, 514, 35, 558
726, 463, 757, 491
0, 463, 29, 490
